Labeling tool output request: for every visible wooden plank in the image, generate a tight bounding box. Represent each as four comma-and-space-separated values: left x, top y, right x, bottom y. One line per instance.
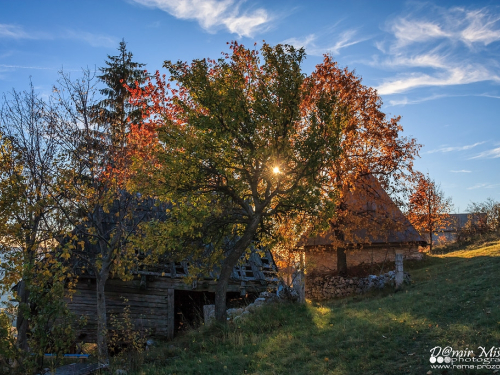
167, 288, 174, 340
52, 362, 106, 375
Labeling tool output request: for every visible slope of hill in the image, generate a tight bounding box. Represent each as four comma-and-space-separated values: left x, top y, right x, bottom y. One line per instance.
125, 238, 500, 374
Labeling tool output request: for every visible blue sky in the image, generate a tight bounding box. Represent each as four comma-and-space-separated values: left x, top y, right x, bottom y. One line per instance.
1, 0, 499, 211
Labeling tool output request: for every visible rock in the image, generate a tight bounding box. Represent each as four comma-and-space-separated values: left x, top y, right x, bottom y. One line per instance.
203, 304, 215, 325
245, 303, 257, 313
115, 370, 128, 375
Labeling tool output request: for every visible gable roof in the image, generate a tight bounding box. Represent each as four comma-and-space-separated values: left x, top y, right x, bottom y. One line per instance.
306, 175, 425, 247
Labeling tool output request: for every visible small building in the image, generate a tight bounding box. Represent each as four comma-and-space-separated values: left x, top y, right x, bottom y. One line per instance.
429, 213, 487, 244
68, 250, 278, 342
300, 176, 425, 299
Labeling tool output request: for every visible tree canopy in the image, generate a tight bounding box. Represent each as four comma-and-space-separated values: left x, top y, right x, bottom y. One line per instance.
127, 42, 347, 321
407, 172, 453, 252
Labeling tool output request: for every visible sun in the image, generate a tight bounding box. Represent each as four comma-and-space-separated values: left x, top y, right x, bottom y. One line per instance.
273, 166, 280, 174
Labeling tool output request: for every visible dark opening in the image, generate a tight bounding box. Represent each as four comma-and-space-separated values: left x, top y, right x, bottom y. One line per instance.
173, 291, 259, 333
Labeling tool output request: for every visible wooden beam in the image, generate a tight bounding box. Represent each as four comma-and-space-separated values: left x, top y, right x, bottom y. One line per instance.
167, 288, 175, 340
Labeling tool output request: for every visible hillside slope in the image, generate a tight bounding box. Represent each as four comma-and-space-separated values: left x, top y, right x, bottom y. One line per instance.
130, 239, 500, 375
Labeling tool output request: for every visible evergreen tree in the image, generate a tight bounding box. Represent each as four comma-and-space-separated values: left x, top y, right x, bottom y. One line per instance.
97, 40, 148, 147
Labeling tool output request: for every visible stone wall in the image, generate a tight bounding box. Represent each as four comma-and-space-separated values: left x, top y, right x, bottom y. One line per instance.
306, 270, 411, 300
305, 245, 422, 274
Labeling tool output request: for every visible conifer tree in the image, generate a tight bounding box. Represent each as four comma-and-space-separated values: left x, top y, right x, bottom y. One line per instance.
97, 40, 148, 147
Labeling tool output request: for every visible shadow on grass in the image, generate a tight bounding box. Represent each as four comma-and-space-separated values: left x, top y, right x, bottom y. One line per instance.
132, 241, 500, 375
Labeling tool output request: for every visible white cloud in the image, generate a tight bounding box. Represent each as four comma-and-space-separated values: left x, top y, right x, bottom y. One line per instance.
0, 24, 34, 39
130, 0, 271, 37
427, 141, 485, 154
461, 8, 500, 46
64, 30, 117, 48
0, 23, 116, 48
375, 5, 500, 96
470, 147, 500, 159
391, 19, 450, 47
389, 7, 500, 50
381, 51, 448, 69
282, 34, 317, 50
467, 182, 500, 190
282, 29, 366, 56
377, 65, 500, 95
0, 64, 53, 70
386, 93, 447, 106
328, 30, 365, 55
450, 170, 471, 173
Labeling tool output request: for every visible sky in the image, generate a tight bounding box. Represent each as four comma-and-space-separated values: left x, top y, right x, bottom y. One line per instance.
1, 0, 499, 212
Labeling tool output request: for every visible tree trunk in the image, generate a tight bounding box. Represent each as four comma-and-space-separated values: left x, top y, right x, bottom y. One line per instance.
337, 247, 347, 277
214, 215, 261, 323
15, 280, 29, 352
96, 267, 110, 366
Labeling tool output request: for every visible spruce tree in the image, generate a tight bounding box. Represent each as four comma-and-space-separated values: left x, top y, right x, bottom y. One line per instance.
97, 40, 148, 147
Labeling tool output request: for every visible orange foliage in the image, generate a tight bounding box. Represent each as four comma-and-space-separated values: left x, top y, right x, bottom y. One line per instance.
407, 173, 453, 252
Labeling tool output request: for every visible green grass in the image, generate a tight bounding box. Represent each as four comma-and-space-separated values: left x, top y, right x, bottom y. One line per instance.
124, 239, 500, 375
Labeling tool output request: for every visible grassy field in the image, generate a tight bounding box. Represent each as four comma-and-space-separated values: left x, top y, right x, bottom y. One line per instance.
120, 238, 500, 375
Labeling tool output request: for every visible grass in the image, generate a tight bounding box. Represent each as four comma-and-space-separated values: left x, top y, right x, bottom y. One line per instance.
118, 238, 500, 375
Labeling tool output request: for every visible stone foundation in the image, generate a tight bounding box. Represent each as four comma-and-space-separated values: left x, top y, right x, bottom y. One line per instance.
305, 245, 422, 275
306, 270, 411, 300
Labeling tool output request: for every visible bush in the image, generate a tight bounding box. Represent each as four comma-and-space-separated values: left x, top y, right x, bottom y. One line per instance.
0, 311, 18, 373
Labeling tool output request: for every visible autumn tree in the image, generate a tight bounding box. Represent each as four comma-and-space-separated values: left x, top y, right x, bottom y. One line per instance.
407, 173, 453, 253
301, 57, 420, 275
51, 68, 160, 366
127, 42, 343, 322
467, 198, 500, 234
0, 84, 71, 365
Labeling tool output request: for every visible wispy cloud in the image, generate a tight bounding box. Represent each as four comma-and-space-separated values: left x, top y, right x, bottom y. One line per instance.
328, 30, 366, 55
0, 24, 35, 39
64, 30, 117, 48
389, 7, 500, 49
282, 29, 367, 56
391, 18, 450, 48
451, 169, 472, 173
467, 182, 500, 190
130, 0, 271, 37
378, 65, 500, 95
0, 64, 53, 70
470, 147, 500, 159
375, 5, 500, 96
461, 8, 500, 46
386, 93, 447, 106
427, 141, 486, 154
282, 34, 317, 50
0, 23, 116, 48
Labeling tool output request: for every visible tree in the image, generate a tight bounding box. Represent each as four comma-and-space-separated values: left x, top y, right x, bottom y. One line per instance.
96, 40, 148, 147
467, 198, 500, 234
407, 173, 453, 253
303, 57, 420, 275
127, 42, 343, 322
0, 84, 73, 370
52, 65, 158, 365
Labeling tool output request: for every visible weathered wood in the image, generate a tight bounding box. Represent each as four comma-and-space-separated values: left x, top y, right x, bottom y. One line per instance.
395, 250, 404, 289
51, 362, 106, 375
167, 288, 174, 340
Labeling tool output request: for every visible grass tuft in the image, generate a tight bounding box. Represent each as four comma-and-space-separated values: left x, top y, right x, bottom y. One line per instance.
128, 238, 500, 374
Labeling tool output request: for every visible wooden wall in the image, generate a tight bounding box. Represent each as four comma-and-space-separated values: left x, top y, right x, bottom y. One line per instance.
68, 277, 174, 343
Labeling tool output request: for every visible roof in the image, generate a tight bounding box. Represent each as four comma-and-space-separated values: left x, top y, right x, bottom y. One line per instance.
305, 175, 426, 247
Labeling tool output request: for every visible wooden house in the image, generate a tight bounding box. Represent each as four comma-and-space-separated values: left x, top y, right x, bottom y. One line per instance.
301, 176, 425, 297
68, 250, 278, 342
